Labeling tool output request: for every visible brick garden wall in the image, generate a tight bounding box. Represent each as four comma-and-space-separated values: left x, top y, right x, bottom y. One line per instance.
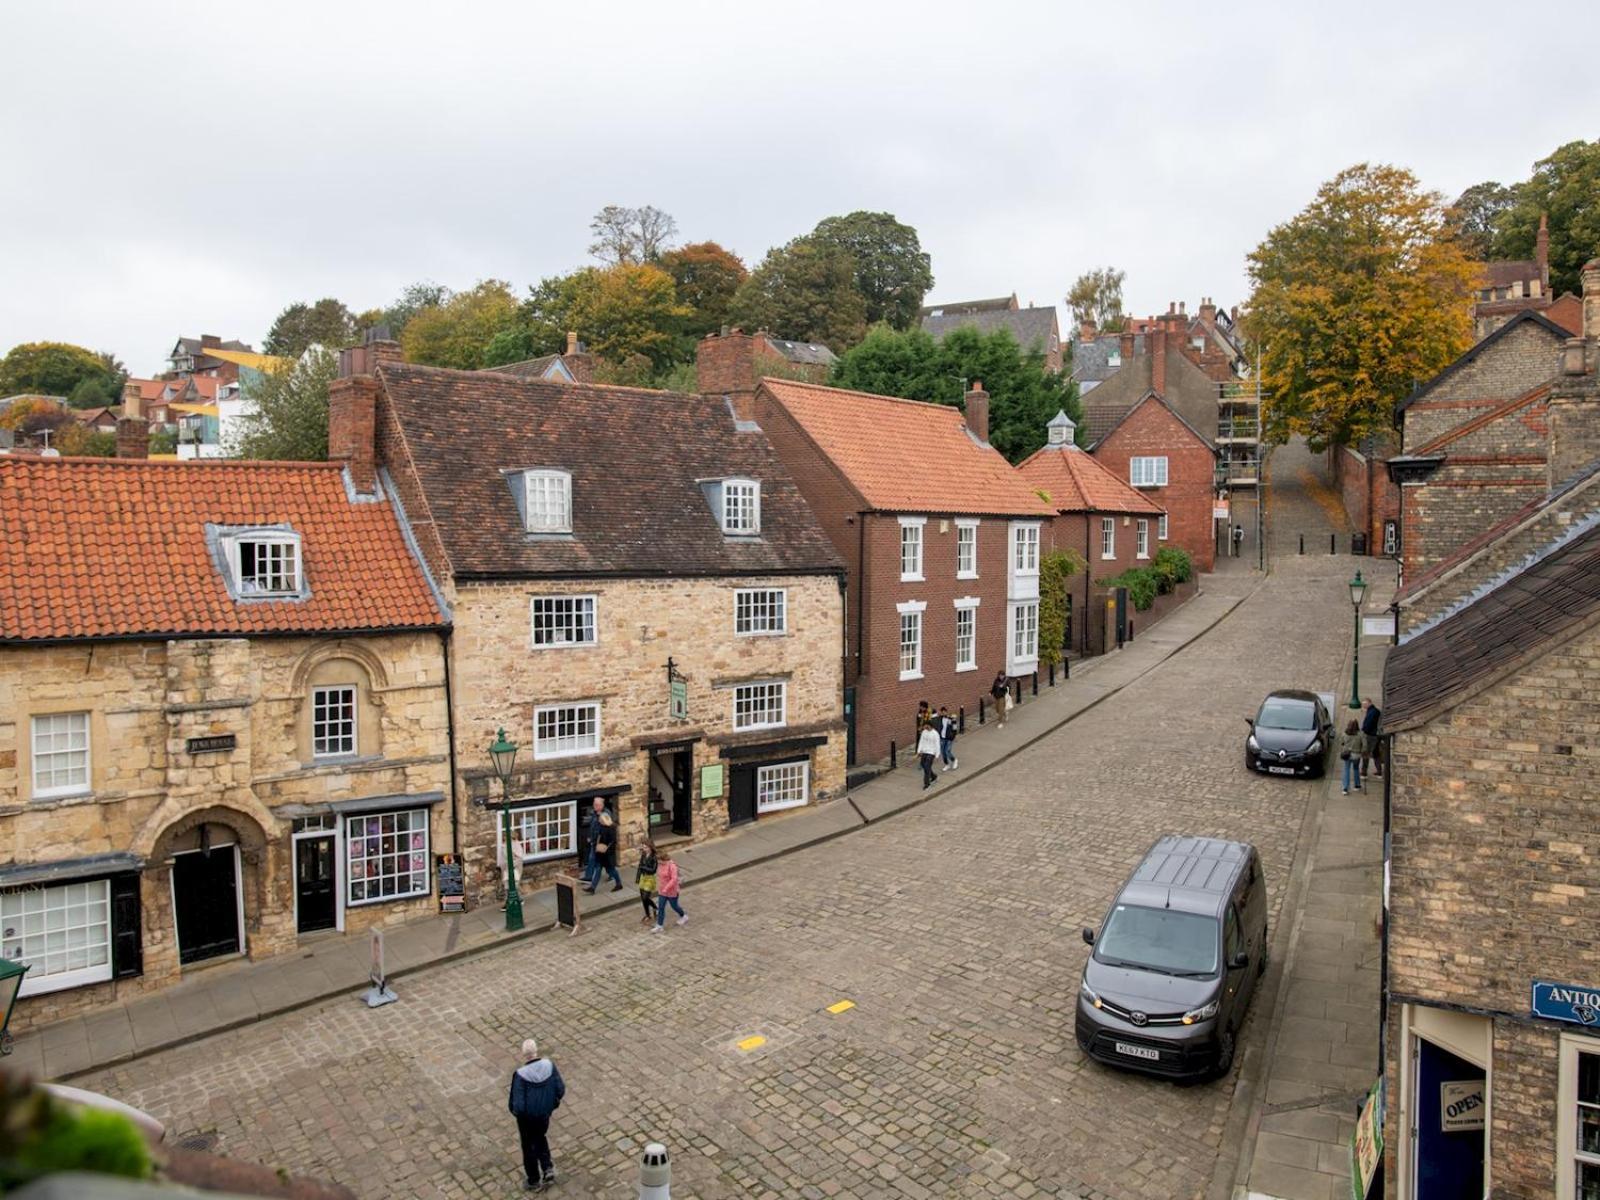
1091, 402, 1217, 572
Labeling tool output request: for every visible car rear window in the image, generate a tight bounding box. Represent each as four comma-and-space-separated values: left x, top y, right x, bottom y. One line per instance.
1258, 699, 1315, 730
1095, 904, 1218, 976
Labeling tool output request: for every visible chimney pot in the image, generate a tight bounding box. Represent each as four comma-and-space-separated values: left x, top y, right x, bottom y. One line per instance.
963, 382, 990, 444
566, 331, 579, 356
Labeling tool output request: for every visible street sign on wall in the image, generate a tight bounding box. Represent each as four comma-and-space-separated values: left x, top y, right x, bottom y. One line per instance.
1532, 980, 1600, 1027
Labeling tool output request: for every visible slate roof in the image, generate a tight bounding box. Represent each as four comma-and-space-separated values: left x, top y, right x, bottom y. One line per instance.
485, 354, 569, 381
1079, 347, 1221, 450
758, 378, 1055, 517
1480, 259, 1542, 289
1016, 444, 1164, 515
1383, 521, 1600, 732
921, 305, 1059, 355
1395, 310, 1568, 416
765, 338, 837, 366
0, 458, 446, 643
920, 296, 1015, 317
377, 364, 843, 580
1071, 334, 1144, 388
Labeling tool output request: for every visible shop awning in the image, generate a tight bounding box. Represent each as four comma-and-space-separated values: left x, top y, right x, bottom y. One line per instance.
328, 791, 447, 817
0, 852, 145, 889
719, 735, 828, 760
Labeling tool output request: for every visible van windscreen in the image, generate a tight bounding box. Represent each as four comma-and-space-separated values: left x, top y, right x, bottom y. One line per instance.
1094, 905, 1218, 976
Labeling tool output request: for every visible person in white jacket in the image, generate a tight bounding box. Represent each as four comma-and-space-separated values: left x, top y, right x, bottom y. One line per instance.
916, 723, 942, 790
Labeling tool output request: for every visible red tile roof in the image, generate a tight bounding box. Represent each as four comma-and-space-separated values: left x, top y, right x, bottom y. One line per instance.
0, 458, 445, 642
1016, 445, 1164, 515
759, 379, 1055, 517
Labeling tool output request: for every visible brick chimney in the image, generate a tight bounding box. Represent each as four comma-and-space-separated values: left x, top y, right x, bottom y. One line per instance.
116, 384, 149, 459
565, 331, 580, 356
1545, 258, 1600, 488
1150, 329, 1168, 398
1119, 321, 1135, 364
1079, 319, 1097, 343
964, 381, 990, 443
1536, 213, 1551, 288
696, 329, 760, 421
1199, 297, 1217, 327
329, 372, 379, 495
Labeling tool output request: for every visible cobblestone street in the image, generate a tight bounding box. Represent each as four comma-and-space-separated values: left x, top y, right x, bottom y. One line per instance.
78, 557, 1359, 1199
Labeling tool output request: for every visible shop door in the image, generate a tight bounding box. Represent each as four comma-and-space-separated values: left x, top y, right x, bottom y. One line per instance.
1412, 1037, 1485, 1199
671, 749, 693, 837
172, 847, 240, 964
294, 834, 337, 934
727, 765, 757, 827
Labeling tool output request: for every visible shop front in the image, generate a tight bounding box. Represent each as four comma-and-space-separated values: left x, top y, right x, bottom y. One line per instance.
721, 735, 827, 828
0, 854, 145, 1001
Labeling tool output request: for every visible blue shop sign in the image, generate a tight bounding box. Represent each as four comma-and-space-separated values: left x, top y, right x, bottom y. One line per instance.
1532, 980, 1600, 1027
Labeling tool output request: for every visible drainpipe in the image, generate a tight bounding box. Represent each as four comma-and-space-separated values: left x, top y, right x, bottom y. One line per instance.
440, 627, 461, 857
1082, 515, 1092, 654
855, 512, 867, 680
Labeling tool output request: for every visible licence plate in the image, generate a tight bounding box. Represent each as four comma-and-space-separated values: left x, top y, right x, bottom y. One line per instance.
1267, 765, 1296, 775
1114, 1041, 1160, 1061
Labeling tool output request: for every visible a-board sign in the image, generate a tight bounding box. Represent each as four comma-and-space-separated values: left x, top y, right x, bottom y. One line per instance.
1349, 1077, 1384, 1199
437, 855, 465, 913
554, 875, 581, 935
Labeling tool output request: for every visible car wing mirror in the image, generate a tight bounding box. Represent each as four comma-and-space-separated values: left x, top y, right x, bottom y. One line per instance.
1081, 927, 1095, 946
1244, 717, 1255, 727
1228, 951, 1249, 970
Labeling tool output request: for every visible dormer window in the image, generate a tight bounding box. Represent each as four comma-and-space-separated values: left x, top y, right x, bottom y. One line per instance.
722, 479, 760, 536
523, 470, 572, 534
219, 529, 303, 597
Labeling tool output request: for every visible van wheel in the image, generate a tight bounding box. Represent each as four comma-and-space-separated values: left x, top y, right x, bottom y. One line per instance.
1215, 1029, 1237, 1077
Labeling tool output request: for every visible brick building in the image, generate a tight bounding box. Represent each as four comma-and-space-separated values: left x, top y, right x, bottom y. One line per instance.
1331, 433, 1403, 559
1470, 213, 1560, 341
1380, 519, 1600, 1199
1088, 393, 1219, 573
1017, 411, 1171, 654
697, 332, 1056, 764
344, 342, 847, 902
0, 453, 451, 1031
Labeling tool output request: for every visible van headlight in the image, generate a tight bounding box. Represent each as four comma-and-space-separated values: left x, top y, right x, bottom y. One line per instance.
1182, 1000, 1219, 1025
1247, 735, 1260, 751
1080, 978, 1101, 1009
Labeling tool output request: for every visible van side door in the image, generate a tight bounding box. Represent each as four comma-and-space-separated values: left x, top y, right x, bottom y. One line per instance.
1223, 899, 1253, 1017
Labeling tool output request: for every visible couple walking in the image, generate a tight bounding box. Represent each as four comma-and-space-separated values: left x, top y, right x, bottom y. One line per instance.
633, 839, 687, 932
1338, 697, 1383, 794
915, 703, 960, 790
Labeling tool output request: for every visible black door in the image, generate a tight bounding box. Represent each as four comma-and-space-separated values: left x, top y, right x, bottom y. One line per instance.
728, 765, 757, 827
295, 835, 337, 934
173, 848, 240, 964
843, 687, 857, 768
1114, 587, 1128, 647
671, 749, 693, 837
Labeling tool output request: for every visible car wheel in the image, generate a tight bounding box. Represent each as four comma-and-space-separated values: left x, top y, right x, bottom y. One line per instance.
1215, 1028, 1237, 1077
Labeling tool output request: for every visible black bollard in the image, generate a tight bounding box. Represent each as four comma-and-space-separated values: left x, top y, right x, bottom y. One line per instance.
1330, 533, 1336, 555
1032, 671, 1038, 696
889, 740, 896, 769
1065, 656, 1071, 679
1013, 679, 1022, 707
1129, 619, 1135, 641
1048, 661, 1055, 687
958, 705, 966, 733
1299, 533, 1304, 555
979, 696, 986, 725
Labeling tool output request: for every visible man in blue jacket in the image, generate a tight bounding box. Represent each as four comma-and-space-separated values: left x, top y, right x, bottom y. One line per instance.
508, 1037, 566, 1191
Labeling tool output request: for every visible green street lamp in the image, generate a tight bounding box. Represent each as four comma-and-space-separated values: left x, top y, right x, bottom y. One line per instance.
488, 728, 524, 932
0, 956, 30, 1056
1348, 570, 1368, 710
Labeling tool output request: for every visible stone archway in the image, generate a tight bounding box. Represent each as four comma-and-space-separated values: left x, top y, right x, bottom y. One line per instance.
148, 805, 274, 968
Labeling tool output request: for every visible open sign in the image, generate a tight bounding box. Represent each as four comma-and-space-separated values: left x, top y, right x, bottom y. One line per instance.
1440, 1080, 1485, 1132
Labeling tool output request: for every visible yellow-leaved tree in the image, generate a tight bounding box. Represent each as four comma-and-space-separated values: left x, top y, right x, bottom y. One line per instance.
1244, 164, 1478, 448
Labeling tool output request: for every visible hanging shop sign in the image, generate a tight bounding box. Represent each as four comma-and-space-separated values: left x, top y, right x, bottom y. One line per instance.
1532, 980, 1600, 1026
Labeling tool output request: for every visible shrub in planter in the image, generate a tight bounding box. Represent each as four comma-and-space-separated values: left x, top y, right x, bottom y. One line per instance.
1098, 567, 1158, 611
1151, 546, 1193, 593
0, 1080, 154, 1190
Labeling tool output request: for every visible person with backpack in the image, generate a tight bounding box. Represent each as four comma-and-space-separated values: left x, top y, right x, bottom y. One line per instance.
507, 1037, 565, 1191
635, 839, 658, 925
651, 849, 686, 932
937, 705, 959, 771
990, 671, 1010, 728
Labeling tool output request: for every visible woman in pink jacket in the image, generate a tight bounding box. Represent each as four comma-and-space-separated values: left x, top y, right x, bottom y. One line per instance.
650, 850, 687, 932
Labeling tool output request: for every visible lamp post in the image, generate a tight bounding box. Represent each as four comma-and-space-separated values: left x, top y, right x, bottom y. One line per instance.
1348, 570, 1368, 710
0, 957, 30, 1056
488, 728, 523, 932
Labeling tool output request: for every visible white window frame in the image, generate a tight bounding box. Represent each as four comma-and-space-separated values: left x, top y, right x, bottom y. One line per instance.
897, 599, 925, 681
955, 519, 979, 580
523, 470, 572, 534
1158, 513, 1169, 540
1, 878, 113, 996
756, 760, 810, 814
1559, 1032, 1600, 1200
1136, 520, 1150, 559
530, 594, 598, 649
225, 530, 302, 596
1012, 523, 1040, 575
1100, 516, 1116, 559
533, 701, 602, 760
1130, 456, 1169, 488
734, 588, 787, 636
899, 517, 925, 581
732, 681, 787, 731
30, 712, 91, 799
722, 478, 761, 536
311, 684, 358, 758
344, 808, 431, 907
1012, 601, 1039, 664
509, 800, 579, 863
954, 597, 980, 672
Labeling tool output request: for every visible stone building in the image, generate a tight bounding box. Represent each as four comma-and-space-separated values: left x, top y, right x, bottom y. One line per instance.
1380, 519, 1600, 1199
0, 456, 450, 1030
340, 344, 846, 902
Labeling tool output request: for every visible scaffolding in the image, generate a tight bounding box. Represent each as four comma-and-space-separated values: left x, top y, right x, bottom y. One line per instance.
1215, 377, 1266, 569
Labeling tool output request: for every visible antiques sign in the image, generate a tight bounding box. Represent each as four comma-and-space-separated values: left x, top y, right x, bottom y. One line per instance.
1532, 980, 1600, 1026
186, 733, 237, 754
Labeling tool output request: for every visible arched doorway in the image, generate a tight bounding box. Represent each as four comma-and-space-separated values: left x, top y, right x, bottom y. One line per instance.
151, 807, 267, 966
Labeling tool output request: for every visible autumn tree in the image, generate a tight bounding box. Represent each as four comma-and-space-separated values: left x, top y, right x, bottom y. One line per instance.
830, 324, 1083, 463
730, 239, 868, 353
1066, 267, 1126, 331
0, 395, 73, 443
356, 281, 451, 340
807, 211, 933, 330
0, 342, 124, 408
1448, 182, 1516, 259
264, 298, 357, 356
1244, 163, 1477, 447
506, 265, 689, 370
588, 204, 678, 265
659, 241, 747, 337
1489, 139, 1600, 297
232, 348, 339, 461
399, 280, 522, 369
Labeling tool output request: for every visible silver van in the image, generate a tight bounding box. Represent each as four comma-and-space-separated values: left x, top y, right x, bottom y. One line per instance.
1075, 835, 1268, 1079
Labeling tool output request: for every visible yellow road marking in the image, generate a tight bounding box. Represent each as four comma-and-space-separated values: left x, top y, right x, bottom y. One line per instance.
736, 1035, 767, 1052
826, 1000, 856, 1014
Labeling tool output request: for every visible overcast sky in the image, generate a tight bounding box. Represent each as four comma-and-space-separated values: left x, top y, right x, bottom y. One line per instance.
3, 1, 1595, 377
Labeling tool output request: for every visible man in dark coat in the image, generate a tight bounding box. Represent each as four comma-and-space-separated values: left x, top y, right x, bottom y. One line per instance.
1359, 697, 1382, 779
508, 1037, 566, 1191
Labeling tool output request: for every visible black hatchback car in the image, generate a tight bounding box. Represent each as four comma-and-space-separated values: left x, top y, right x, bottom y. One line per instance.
1245, 690, 1332, 778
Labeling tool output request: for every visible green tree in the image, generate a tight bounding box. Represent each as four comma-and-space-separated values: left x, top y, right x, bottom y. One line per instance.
264, 298, 357, 356
357, 281, 452, 340
731, 238, 868, 352
659, 241, 747, 337
399, 280, 522, 369
808, 211, 934, 330
1244, 163, 1478, 448
1490, 139, 1600, 297
830, 324, 1083, 463
68, 375, 118, 409
0, 342, 123, 406
1066, 266, 1126, 331
588, 204, 678, 265
1448, 181, 1516, 259
232, 347, 338, 461
1038, 548, 1085, 665
512, 264, 691, 369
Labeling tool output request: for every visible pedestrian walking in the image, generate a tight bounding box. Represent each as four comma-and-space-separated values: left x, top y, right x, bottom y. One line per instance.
507, 1037, 565, 1191
1359, 697, 1383, 779
650, 849, 686, 932
937, 705, 958, 771
581, 799, 622, 894
990, 671, 1010, 727
916, 722, 941, 789
916, 699, 933, 731
1338, 718, 1365, 794
635, 839, 658, 925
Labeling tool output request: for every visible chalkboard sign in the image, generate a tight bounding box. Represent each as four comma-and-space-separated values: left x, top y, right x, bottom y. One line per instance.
436, 855, 465, 913
554, 875, 581, 936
